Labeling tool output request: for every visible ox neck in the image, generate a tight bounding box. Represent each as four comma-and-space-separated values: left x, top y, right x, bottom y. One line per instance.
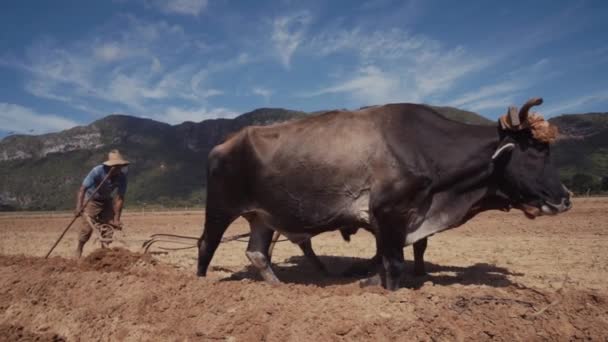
429, 123, 512, 216
430, 124, 501, 192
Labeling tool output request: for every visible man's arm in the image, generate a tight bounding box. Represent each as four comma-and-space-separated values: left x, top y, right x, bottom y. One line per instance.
75, 186, 86, 216
78, 165, 99, 215
113, 194, 124, 225
112, 172, 127, 227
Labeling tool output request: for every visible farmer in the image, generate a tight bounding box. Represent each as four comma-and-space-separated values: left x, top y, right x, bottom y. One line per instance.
74, 149, 129, 258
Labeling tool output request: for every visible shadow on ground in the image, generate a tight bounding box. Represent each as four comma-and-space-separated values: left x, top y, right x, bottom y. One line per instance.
219, 255, 524, 288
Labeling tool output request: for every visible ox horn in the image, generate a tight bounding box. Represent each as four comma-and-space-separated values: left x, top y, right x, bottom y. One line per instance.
519, 97, 543, 123
507, 106, 520, 127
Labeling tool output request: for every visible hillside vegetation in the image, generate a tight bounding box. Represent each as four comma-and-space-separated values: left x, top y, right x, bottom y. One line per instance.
0, 106, 606, 210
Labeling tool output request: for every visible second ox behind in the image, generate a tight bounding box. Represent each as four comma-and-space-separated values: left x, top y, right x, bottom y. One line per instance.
197, 98, 571, 290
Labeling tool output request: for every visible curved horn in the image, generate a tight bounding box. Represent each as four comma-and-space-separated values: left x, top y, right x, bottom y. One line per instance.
508, 106, 520, 127
519, 97, 543, 123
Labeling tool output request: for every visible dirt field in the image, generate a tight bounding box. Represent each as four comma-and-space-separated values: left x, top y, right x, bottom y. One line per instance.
1, 198, 607, 341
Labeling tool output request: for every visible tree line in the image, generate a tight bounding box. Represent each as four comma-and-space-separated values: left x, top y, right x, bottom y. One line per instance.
562, 174, 608, 195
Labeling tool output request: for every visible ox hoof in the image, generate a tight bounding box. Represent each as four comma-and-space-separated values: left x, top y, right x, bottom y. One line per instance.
261, 273, 282, 285
383, 277, 402, 291
359, 274, 382, 288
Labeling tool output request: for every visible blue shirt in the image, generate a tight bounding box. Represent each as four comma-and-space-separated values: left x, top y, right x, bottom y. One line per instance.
82, 165, 128, 201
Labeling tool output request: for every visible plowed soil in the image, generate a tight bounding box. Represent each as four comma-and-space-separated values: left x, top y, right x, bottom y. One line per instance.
1, 198, 607, 341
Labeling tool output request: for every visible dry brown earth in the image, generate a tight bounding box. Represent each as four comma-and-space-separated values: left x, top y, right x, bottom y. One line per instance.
0, 198, 607, 340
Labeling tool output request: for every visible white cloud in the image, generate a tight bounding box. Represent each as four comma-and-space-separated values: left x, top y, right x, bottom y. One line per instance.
156, 106, 237, 124
271, 12, 311, 68
144, 0, 208, 16
0, 103, 78, 134
309, 28, 433, 62
448, 81, 522, 109
252, 87, 273, 101
302, 28, 488, 105
302, 66, 401, 104
465, 96, 518, 113
150, 57, 162, 73
9, 15, 242, 119
93, 43, 124, 62
205, 53, 251, 74
200, 89, 223, 98
24, 80, 103, 115
447, 59, 554, 113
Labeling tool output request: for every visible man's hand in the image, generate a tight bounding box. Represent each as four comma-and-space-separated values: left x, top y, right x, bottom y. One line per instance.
74, 205, 83, 217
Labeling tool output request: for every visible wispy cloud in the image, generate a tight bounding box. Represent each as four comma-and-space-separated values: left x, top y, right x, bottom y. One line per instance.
271, 12, 311, 68
448, 81, 522, 110
0, 103, 79, 134
302, 28, 488, 105
1, 1, 605, 130
156, 106, 237, 124
7, 15, 242, 119
143, 0, 208, 16
252, 87, 273, 102
301, 66, 400, 104
447, 58, 555, 113
308, 28, 433, 62
93, 43, 128, 62
544, 90, 608, 116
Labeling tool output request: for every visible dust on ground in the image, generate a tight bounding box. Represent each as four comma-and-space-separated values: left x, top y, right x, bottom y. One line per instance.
0, 198, 607, 340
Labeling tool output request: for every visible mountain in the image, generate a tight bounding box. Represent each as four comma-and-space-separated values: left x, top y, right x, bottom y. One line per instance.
429, 105, 494, 125
549, 113, 608, 193
0, 106, 605, 210
0, 108, 307, 210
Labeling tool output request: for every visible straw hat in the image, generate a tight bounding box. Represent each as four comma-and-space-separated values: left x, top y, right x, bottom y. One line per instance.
103, 149, 130, 166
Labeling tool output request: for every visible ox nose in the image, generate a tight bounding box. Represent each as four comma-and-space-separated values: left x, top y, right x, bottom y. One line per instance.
543, 197, 572, 215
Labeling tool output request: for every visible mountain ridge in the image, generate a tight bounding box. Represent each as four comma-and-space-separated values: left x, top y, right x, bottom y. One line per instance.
1, 105, 606, 210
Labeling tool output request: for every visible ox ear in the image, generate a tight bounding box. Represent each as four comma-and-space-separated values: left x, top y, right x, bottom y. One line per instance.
492, 143, 515, 160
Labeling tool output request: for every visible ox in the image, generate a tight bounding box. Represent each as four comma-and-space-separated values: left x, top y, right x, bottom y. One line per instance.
197, 98, 571, 290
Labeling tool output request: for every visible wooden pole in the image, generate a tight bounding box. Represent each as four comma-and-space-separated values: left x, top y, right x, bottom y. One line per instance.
45, 167, 115, 258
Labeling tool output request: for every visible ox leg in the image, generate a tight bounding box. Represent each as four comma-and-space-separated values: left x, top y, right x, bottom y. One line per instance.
379, 233, 406, 291
298, 240, 328, 274
197, 212, 233, 277
245, 216, 280, 284
360, 225, 405, 291
373, 211, 407, 291
413, 237, 428, 276
371, 176, 432, 290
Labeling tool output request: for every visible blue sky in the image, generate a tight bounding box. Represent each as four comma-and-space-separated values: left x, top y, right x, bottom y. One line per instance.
1, 0, 607, 136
